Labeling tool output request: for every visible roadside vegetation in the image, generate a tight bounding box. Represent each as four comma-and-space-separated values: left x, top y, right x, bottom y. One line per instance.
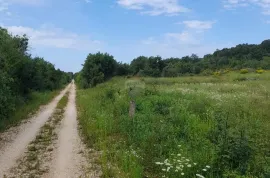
77, 72, 270, 178
0, 27, 72, 131
76, 41, 270, 177
0, 90, 61, 132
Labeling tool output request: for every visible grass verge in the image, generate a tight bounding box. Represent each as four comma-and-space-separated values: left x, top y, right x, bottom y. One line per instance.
0, 90, 61, 132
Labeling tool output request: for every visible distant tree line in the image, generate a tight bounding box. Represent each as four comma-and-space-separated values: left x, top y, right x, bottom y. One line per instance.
0, 27, 72, 121
76, 39, 270, 88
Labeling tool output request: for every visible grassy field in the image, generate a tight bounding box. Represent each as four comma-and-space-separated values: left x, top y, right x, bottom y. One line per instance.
0, 90, 60, 132
77, 72, 270, 178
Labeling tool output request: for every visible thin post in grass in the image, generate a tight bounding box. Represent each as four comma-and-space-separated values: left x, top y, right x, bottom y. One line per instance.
126, 79, 145, 119
129, 87, 136, 118
129, 99, 136, 118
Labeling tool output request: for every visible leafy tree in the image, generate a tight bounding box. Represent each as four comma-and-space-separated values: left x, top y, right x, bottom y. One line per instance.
80, 52, 117, 88
0, 26, 72, 122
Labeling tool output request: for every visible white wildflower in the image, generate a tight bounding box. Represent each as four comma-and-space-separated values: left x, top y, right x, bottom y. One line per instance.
194, 163, 197, 165
206, 165, 210, 168
167, 167, 170, 172
186, 159, 190, 162
187, 164, 192, 167
202, 169, 207, 171
196, 174, 205, 178
162, 168, 166, 171
178, 145, 181, 147
181, 173, 184, 175
177, 154, 181, 156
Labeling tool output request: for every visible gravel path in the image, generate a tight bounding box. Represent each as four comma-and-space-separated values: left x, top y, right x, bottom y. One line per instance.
0, 84, 70, 177
48, 82, 92, 178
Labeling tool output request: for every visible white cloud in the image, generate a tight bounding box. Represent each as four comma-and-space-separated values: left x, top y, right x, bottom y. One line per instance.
117, 0, 189, 16
134, 23, 227, 59
223, 0, 249, 9
223, 0, 270, 15
180, 20, 216, 30
4, 24, 102, 51
134, 33, 227, 59
0, 0, 44, 18
0, 1, 8, 12
165, 32, 199, 44
10, 0, 44, 5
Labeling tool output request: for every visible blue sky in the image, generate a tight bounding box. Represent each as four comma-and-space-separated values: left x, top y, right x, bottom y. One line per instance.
1, 0, 270, 72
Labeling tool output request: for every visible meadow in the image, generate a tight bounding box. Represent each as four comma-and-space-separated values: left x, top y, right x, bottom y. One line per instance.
76, 72, 270, 178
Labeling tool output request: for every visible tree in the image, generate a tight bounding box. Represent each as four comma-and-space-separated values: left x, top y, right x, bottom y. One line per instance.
80, 52, 117, 88
0, 26, 72, 122
130, 56, 148, 75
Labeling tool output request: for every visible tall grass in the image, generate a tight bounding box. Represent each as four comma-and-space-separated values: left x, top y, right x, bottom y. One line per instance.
0, 90, 60, 132
77, 72, 270, 178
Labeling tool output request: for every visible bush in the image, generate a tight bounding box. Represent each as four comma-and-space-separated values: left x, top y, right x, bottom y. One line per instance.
213, 71, 221, 76
256, 69, 264, 74
80, 52, 117, 88
240, 69, 249, 74
201, 69, 213, 76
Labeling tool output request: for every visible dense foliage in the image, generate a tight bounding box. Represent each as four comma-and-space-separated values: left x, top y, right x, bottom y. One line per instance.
0, 27, 72, 123
77, 40, 270, 88
77, 52, 119, 88
130, 40, 270, 77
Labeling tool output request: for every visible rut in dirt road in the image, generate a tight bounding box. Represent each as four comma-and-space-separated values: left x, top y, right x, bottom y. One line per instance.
49, 82, 93, 177
0, 84, 71, 177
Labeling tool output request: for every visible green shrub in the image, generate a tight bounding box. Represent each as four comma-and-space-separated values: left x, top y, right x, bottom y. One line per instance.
213, 71, 221, 76
201, 69, 213, 76
256, 69, 264, 74
240, 69, 249, 74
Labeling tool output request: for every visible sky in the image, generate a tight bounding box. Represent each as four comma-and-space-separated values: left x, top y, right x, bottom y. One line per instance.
1, 0, 270, 72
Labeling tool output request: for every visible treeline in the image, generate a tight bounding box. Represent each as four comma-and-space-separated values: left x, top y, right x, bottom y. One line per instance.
75, 52, 130, 88
0, 27, 72, 121
77, 40, 270, 88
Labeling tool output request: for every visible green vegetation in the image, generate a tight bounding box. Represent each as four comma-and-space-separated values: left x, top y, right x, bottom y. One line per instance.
0, 27, 72, 129
77, 72, 270, 178
0, 90, 60, 132
76, 52, 129, 88
76, 40, 270, 89
128, 41, 270, 77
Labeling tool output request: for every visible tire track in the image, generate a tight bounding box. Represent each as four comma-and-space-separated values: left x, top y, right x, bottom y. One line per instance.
7, 91, 69, 177
48, 82, 101, 178
0, 84, 71, 177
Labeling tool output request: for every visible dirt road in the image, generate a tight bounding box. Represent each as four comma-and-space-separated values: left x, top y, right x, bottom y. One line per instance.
0, 82, 101, 178
48, 82, 91, 177
0, 84, 70, 177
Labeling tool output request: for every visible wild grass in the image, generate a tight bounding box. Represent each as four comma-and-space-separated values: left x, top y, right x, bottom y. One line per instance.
0, 90, 60, 132
77, 72, 270, 178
